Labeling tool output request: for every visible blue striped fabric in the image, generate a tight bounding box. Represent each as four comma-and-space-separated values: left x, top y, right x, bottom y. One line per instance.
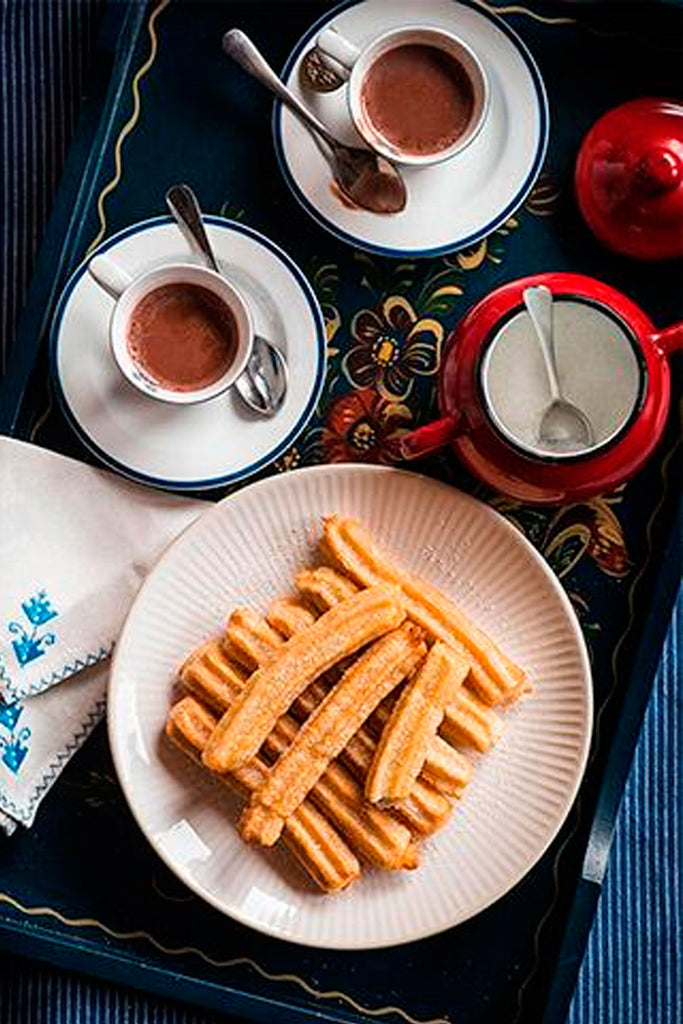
0, 0, 104, 374
567, 586, 682, 1024
0, 957, 234, 1023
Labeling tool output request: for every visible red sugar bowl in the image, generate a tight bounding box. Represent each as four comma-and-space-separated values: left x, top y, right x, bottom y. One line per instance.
399, 273, 682, 504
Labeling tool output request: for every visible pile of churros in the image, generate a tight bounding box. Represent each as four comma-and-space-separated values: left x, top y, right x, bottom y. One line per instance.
165, 515, 531, 892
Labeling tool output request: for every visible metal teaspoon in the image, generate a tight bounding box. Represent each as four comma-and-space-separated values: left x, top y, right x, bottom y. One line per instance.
222, 29, 407, 215
523, 285, 594, 452
165, 184, 288, 417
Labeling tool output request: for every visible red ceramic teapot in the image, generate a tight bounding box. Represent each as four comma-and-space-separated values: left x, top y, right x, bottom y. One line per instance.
399, 272, 683, 504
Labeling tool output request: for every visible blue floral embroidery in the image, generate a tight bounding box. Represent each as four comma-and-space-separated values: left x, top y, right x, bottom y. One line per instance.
21, 592, 57, 627
8, 590, 58, 667
0, 701, 22, 732
0, 698, 29, 774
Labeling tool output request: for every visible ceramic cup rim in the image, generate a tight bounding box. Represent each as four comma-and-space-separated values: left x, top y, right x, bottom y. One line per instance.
346, 25, 490, 168
477, 295, 647, 462
110, 263, 253, 406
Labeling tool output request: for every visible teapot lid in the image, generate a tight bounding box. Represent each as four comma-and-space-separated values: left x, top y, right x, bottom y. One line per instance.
575, 98, 683, 260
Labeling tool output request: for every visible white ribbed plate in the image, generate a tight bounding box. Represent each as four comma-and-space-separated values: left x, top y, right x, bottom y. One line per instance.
109, 466, 592, 949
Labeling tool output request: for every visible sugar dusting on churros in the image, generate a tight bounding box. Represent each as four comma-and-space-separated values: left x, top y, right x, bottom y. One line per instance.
165, 515, 531, 892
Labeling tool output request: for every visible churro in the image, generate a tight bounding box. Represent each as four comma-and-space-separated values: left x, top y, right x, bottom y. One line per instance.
340, 726, 453, 836
239, 624, 427, 846
322, 516, 530, 704
180, 639, 245, 712
291, 571, 482, 779
295, 565, 359, 609
259, 715, 419, 870
366, 642, 471, 804
202, 583, 405, 773
166, 512, 531, 893
180, 640, 418, 870
266, 597, 317, 638
440, 687, 506, 752
167, 696, 361, 892
223, 607, 283, 670
261, 604, 456, 835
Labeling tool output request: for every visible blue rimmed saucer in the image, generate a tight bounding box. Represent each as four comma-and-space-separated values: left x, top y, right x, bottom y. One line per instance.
273, 0, 549, 258
50, 217, 326, 491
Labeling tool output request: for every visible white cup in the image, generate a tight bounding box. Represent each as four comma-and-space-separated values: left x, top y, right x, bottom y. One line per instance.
316, 24, 489, 168
87, 255, 253, 405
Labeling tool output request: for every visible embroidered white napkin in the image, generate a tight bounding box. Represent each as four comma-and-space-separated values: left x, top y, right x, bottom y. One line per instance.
0, 437, 206, 832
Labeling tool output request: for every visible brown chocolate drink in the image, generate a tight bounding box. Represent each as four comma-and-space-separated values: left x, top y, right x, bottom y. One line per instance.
127, 283, 237, 392
360, 43, 475, 156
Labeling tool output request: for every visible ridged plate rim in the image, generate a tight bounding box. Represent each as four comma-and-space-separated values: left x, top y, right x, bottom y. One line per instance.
108, 465, 593, 949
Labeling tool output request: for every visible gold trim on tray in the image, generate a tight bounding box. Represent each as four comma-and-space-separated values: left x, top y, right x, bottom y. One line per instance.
29, 380, 53, 443
0, 889, 450, 1024
477, 2, 575, 26
31, 0, 170, 443
87, 0, 171, 255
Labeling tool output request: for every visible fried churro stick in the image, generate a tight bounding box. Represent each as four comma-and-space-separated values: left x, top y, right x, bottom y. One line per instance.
296, 565, 359, 609
182, 642, 418, 870
366, 642, 471, 804
180, 640, 246, 712
289, 678, 455, 833
440, 687, 505, 752
266, 597, 317, 638
263, 716, 419, 870
192, 626, 452, 839
166, 697, 361, 892
369, 697, 472, 795
293, 569, 481, 777
341, 726, 453, 835
226, 599, 464, 819
239, 624, 427, 846
223, 608, 283, 670
322, 516, 530, 704
258, 607, 455, 836
294, 676, 469, 801
203, 584, 405, 773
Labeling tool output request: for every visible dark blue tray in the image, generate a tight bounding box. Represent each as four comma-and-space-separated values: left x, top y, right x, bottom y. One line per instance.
0, 3, 681, 1023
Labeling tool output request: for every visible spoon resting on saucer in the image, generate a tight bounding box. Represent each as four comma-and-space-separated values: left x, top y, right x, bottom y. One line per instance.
165, 184, 288, 417
523, 284, 594, 452
222, 29, 407, 215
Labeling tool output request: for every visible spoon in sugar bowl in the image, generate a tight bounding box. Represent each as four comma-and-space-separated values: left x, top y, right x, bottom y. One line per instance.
523, 284, 594, 452
165, 184, 288, 417
222, 29, 407, 214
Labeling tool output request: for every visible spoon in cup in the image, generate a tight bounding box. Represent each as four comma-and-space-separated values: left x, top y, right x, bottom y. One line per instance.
523, 284, 594, 452
165, 184, 288, 417
222, 29, 407, 215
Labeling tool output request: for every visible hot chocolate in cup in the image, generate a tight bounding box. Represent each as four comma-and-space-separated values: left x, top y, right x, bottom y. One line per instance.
316, 25, 489, 168
87, 256, 253, 405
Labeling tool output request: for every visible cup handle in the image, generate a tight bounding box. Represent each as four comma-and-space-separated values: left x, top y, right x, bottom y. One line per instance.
398, 414, 462, 461
316, 27, 361, 72
87, 254, 133, 300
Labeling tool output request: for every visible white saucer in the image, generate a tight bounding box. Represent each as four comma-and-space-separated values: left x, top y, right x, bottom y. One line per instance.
273, 0, 549, 257
50, 217, 326, 491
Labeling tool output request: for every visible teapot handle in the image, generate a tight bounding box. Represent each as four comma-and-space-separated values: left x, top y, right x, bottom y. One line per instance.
650, 321, 683, 356
399, 414, 462, 460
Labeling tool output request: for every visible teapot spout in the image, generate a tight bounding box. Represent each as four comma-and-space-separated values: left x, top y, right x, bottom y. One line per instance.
651, 321, 683, 356
399, 414, 462, 460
